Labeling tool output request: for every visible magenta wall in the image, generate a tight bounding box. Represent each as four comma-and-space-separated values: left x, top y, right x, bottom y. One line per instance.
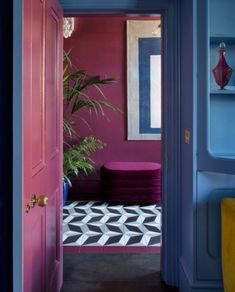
64, 15, 162, 197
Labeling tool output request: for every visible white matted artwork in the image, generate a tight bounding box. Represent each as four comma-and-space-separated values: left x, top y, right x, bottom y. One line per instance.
127, 20, 162, 140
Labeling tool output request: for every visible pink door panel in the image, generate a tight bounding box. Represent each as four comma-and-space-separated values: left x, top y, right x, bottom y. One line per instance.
45, 3, 63, 290
31, 0, 45, 175
23, 0, 63, 291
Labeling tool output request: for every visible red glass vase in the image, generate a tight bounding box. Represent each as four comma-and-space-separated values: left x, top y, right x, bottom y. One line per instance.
212, 42, 233, 90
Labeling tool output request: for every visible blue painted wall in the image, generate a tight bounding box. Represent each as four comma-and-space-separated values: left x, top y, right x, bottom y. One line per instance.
0, 0, 13, 291
180, 0, 235, 291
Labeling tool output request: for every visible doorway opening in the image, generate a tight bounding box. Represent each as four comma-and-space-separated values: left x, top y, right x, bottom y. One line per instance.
12, 1, 180, 290
62, 15, 163, 253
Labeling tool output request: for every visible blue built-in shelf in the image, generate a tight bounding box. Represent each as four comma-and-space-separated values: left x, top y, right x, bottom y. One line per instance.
210, 89, 235, 95
210, 36, 235, 45
209, 33, 235, 158
211, 155, 235, 159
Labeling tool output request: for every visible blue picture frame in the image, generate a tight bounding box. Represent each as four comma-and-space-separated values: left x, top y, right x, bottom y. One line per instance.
127, 20, 162, 140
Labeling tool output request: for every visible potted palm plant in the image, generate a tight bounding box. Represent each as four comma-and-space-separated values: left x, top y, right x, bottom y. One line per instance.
63, 136, 105, 204
63, 50, 122, 204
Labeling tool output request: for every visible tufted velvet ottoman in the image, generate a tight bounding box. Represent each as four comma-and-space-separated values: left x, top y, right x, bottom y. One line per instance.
100, 162, 162, 204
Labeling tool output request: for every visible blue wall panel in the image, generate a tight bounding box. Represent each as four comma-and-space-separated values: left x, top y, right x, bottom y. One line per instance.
196, 173, 235, 285
210, 94, 235, 156
210, 0, 235, 37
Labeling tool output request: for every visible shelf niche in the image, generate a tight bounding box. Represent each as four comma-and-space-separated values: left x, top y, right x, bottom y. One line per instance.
210, 42, 235, 92
210, 94, 235, 157
209, 0, 235, 159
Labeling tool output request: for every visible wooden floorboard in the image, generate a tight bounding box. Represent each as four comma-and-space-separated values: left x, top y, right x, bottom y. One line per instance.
61, 252, 178, 292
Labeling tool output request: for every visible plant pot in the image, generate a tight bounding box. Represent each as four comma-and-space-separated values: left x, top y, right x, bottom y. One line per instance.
63, 181, 70, 205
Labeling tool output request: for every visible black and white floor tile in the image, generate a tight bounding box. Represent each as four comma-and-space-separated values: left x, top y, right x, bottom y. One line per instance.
63, 201, 162, 247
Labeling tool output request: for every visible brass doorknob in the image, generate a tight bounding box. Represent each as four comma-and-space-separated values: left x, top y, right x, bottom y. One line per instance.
26, 194, 49, 213
37, 195, 49, 207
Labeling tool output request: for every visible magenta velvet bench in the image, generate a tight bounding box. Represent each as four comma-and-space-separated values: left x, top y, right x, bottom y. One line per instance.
100, 162, 162, 204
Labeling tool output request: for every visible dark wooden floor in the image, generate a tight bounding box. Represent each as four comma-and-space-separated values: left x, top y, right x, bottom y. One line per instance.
61, 252, 179, 292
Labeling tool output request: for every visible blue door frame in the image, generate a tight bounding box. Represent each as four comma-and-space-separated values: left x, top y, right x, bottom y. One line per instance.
13, 0, 181, 290
61, 0, 181, 285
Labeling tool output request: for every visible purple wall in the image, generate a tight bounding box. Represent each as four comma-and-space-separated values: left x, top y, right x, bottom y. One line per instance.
64, 15, 161, 197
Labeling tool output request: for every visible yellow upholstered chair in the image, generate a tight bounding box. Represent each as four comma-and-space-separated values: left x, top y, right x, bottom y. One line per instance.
221, 198, 235, 292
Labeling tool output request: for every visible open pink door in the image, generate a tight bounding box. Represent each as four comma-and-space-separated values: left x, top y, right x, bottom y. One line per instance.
23, 0, 63, 291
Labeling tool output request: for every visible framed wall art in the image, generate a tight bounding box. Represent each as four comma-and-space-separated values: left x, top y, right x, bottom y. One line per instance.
127, 20, 162, 140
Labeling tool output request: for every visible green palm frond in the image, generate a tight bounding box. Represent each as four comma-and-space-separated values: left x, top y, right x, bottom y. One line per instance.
63, 49, 123, 186
63, 136, 105, 182
63, 118, 79, 140
63, 50, 121, 116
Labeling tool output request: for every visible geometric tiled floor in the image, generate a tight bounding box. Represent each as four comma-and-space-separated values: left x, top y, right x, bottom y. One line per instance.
63, 201, 162, 247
